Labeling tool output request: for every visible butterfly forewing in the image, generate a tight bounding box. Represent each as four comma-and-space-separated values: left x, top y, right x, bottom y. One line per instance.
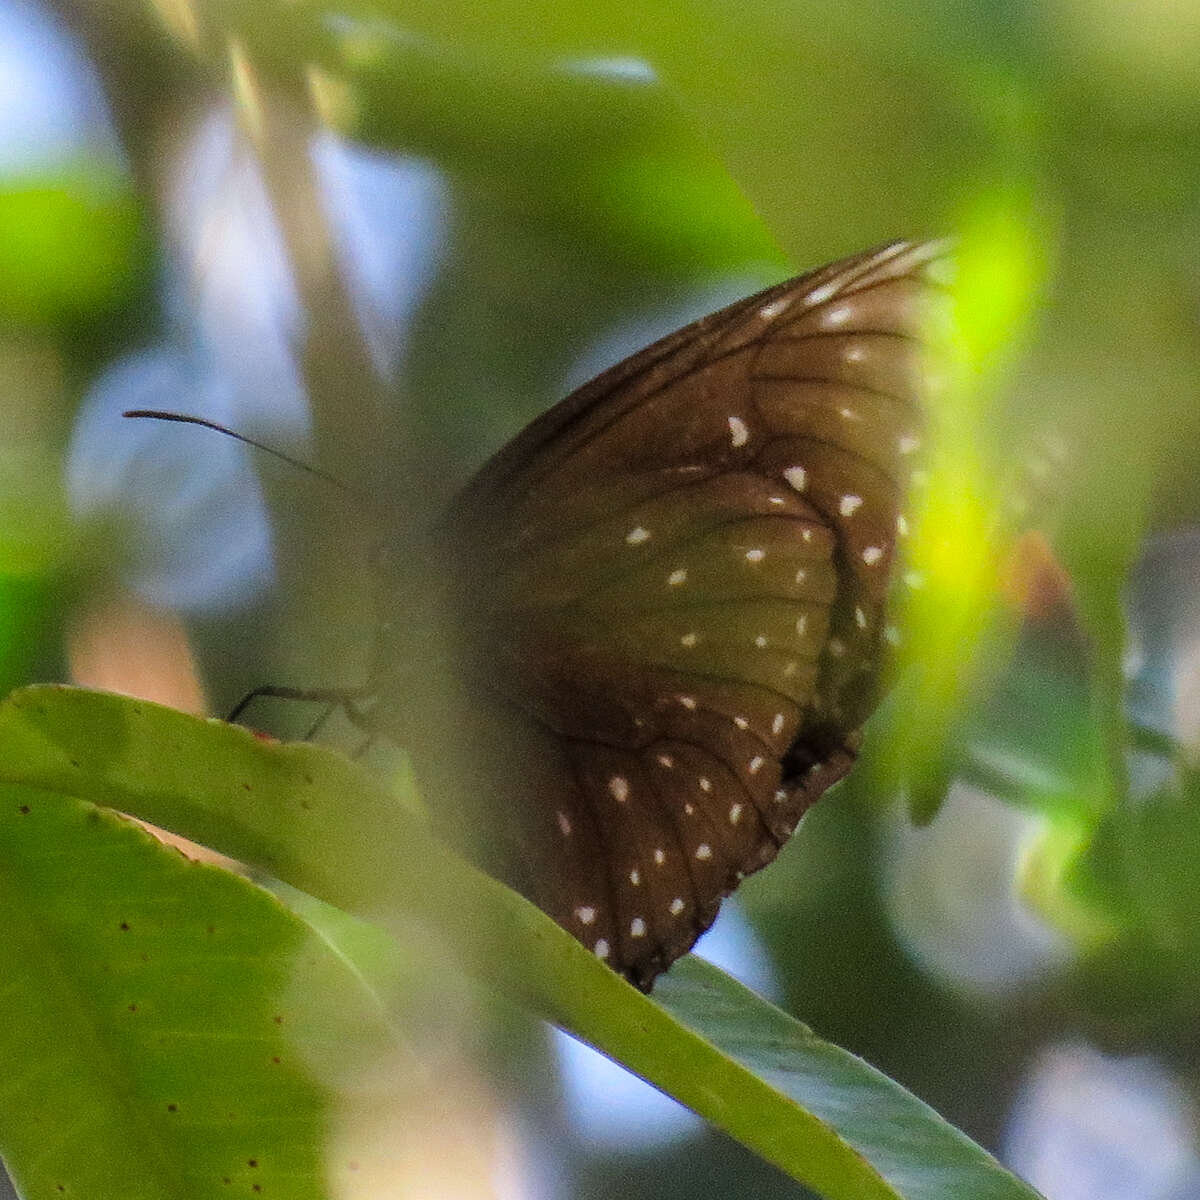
386, 240, 947, 988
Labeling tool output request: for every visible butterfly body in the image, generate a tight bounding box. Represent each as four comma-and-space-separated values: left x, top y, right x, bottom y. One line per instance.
368, 239, 947, 989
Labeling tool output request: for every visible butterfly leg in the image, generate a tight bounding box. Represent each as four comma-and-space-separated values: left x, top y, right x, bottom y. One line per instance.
226, 685, 371, 730
269, 695, 379, 746
302, 702, 339, 741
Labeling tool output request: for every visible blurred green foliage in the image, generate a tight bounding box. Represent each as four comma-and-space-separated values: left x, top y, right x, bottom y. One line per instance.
0, 167, 141, 326
3, 0, 1200, 1195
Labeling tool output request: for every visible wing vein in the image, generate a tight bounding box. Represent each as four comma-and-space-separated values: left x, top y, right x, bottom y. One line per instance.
751, 373, 920, 413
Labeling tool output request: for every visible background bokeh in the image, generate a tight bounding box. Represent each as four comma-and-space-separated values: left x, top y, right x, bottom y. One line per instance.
3, 2, 1200, 1197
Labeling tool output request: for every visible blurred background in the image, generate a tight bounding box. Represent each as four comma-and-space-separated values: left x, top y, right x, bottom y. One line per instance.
3, 1, 1200, 1197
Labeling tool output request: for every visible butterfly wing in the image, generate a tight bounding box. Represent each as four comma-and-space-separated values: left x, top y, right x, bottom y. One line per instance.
395, 240, 948, 989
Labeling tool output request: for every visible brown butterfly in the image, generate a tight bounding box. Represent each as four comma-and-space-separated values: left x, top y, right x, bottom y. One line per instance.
368, 239, 947, 989
132, 238, 947, 990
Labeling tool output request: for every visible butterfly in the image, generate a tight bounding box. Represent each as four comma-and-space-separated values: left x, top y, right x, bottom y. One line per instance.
130, 238, 947, 989
358, 239, 949, 990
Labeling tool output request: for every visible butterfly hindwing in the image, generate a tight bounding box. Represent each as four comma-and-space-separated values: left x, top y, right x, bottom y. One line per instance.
395, 240, 947, 988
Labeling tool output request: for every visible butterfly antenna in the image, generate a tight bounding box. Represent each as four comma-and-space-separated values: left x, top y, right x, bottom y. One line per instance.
122, 409, 382, 517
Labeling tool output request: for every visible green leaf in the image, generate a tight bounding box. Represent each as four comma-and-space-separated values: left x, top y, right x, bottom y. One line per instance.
0, 686, 1043, 1200
655, 960, 1041, 1200
0, 782, 427, 1198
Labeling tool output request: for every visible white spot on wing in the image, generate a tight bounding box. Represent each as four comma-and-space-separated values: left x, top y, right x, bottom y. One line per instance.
629, 868, 641, 886
855, 605, 868, 628
839, 406, 860, 420
745, 548, 765, 562
929, 253, 959, 288
630, 918, 647, 938
896, 514, 909, 537
668, 568, 687, 586
828, 638, 846, 657
669, 898, 685, 915
557, 811, 572, 836
772, 712, 785, 735
680, 632, 698, 648
625, 526, 650, 545
898, 434, 921, 455
654, 848, 666, 865
678, 695, 697, 710
698, 777, 712, 793
656, 753, 675, 769
862, 545, 883, 565
795, 614, 808, 636
608, 776, 630, 803
759, 295, 792, 319
839, 494, 863, 517
728, 415, 749, 447
824, 305, 851, 326
748, 756, 764, 774
754, 634, 768, 648
783, 465, 807, 491
695, 843, 713, 860
575, 906, 596, 925
729, 803, 744, 824
734, 715, 749, 730
807, 280, 838, 306
594, 939, 610, 959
